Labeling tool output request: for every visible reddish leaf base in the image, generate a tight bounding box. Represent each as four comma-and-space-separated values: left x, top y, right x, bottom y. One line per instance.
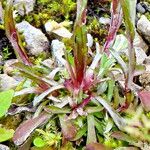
138, 90, 150, 111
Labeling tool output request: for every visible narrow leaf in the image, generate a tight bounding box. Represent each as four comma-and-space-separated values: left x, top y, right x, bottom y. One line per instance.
110, 48, 128, 75
13, 62, 51, 89
44, 106, 71, 114
87, 114, 97, 144
4, 0, 31, 65
111, 131, 137, 144
95, 97, 126, 130
107, 80, 115, 102
73, 0, 88, 85
120, 0, 135, 41
33, 85, 64, 106
13, 112, 51, 145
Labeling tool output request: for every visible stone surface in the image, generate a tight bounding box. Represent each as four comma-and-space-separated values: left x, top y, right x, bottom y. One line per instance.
99, 17, 110, 25
0, 74, 18, 91
136, 3, 146, 14
16, 21, 49, 56
0, 55, 2, 64
41, 59, 54, 68
14, 0, 35, 16
0, 144, 10, 150
134, 32, 148, 52
135, 47, 147, 65
139, 72, 150, 91
45, 20, 72, 38
137, 15, 150, 43
0, 2, 3, 23
51, 40, 66, 66
87, 34, 93, 48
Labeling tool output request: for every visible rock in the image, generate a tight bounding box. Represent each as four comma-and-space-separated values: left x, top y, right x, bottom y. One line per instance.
0, 55, 2, 64
134, 32, 148, 52
139, 72, 150, 91
87, 34, 93, 48
0, 2, 3, 23
136, 3, 146, 14
135, 47, 147, 65
51, 40, 66, 66
141, 2, 150, 12
0, 144, 10, 150
139, 55, 150, 91
137, 15, 150, 43
0, 74, 18, 91
45, 20, 72, 38
41, 59, 54, 68
14, 0, 35, 16
3, 59, 18, 75
99, 17, 110, 25
16, 21, 49, 56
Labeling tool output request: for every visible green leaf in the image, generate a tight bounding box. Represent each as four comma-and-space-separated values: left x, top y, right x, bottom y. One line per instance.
33, 137, 45, 148
13, 62, 50, 88
71, 124, 87, 141
0, 89, 14, 118
111, 131, 137, 144
120, 0, 135, 41
110, 48, 128, 75
107, 80, 115, 102
45, 106, 71, 114
0, 127, 14, 142
95, 118, 104, 135
87, 114, 97, 144
85, 106, 103, 114
99, 54, 115, 77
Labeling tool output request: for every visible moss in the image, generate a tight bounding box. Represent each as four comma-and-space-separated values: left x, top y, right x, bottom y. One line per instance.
20, 0, 76, 28
87, 17, 108, 45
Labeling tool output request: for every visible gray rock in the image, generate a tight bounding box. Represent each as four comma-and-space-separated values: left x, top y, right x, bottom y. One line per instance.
134, 33, 148, 52
14, 0, 35, 16
16, 21, 49, 56
135, 47, 147, 65
0, 2, 3, 23
41, 59, 54, 68
99, 17, 110, 25
0, 55, 2, 63
136, 3, 146, 14
51, 40, 66, 66
44, 20, 72, 38
87, 34, 93, 48
0, 74, 18, 90
0, 144, 10, 150
137, 15, 150, 43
